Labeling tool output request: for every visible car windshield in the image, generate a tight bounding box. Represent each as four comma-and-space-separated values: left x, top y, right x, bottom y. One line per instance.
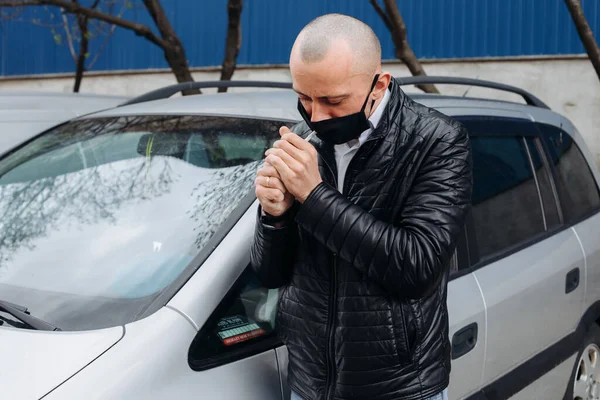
0, 115, 285, 331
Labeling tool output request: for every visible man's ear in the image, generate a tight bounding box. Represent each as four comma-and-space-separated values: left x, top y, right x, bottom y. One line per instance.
373, 72, 392, 99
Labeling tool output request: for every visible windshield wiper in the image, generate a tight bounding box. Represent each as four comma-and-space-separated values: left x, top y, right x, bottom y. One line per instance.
0, 300, 61, 331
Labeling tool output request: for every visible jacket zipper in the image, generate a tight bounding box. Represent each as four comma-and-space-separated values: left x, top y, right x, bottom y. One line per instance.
320, 113, 388, 399
322, 138, 374, 398
323, 140, 371, 398
325, 254, 337, 400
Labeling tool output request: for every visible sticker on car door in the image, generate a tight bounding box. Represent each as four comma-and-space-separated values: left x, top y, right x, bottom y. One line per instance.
215, 315, 266, 346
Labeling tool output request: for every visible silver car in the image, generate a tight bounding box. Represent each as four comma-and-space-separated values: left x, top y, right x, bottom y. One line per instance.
0, 91, 128, 152
1, 78, 599, 400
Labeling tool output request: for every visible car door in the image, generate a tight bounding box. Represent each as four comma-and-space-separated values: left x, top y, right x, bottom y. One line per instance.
163, 201, 285, 400
458, 117, 585, 398
446, 241, 487, 400
538, 122, 600, 317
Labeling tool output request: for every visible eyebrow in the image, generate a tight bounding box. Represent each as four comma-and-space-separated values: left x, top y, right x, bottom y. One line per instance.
293, 88, 350, 100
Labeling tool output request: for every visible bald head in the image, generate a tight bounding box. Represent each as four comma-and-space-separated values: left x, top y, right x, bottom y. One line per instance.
293, 14, 381, 75
289, 14, 391, 124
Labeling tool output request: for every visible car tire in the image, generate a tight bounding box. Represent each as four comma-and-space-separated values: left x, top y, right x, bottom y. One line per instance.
565, 323, 600, 400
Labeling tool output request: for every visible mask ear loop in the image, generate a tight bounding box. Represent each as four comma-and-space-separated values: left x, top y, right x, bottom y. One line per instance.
360, 73, 381, 116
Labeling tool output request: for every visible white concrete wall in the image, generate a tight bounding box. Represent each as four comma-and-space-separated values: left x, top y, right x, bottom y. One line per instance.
0, 58, 598, 165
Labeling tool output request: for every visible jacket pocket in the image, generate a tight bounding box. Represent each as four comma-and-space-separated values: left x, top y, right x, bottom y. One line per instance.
391, 299, 416, 365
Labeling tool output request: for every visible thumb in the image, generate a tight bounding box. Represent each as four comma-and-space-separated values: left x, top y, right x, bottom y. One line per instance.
279, 125, 292, 136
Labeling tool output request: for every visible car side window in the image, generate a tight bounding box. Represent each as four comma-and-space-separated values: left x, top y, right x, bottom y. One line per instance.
188, 267, 280, 371
470, 136, 546, 260
526, 137, 561, 230
542, 125, 600, 224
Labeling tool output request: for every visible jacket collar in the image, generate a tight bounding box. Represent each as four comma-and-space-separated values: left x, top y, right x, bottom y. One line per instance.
364, 77, 406, 144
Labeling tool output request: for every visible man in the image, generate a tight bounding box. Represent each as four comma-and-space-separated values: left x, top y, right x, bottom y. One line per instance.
251, 13, 472, 400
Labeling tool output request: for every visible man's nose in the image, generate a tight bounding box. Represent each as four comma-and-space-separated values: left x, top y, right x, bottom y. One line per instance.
310, 103, 330, 123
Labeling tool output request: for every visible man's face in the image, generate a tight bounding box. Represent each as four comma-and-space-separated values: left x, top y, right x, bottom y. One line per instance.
290, 39, 376, 123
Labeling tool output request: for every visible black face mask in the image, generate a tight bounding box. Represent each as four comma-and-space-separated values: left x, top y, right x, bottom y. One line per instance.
297, 74, 380, 145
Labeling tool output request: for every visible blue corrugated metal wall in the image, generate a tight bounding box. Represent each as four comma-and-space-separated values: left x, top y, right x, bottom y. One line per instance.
0, 0, 599, 76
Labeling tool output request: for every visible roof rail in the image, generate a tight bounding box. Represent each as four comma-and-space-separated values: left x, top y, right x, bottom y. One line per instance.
121, 76, 549, 110
120, 80, 293, 106
395, 76, 549, 109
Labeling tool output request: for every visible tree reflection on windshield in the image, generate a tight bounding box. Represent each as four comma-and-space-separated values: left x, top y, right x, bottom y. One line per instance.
0, 159, 176, 268
0, 114, 285, 330
188, 160, 261, 248
0, 117, 178, 271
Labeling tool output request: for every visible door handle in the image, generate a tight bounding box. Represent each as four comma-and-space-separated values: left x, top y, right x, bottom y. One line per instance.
565, 267, 580, 294
452, 323, 478, 360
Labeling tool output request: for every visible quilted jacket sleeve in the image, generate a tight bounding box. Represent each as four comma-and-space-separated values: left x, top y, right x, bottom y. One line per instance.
250, 206, 298, 289
249, 121, 309, 289
295, 123, 472, 298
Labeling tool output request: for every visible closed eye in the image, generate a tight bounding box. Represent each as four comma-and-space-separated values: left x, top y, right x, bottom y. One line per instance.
324, 99, 343, 106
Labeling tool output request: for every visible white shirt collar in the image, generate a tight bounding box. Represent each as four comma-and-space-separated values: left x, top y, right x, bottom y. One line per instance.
339, 88, 391, 149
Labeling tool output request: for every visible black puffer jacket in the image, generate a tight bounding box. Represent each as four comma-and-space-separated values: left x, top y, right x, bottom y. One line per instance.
251, 78, 472, 400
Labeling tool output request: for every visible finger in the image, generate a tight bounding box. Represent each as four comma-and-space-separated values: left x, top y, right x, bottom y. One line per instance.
260, 159, 283, 179
267, 200, 290, 216
266, 154, 294, 182
281, 131, 314, 153
268, 161, 282, 176
256, 185, 286, 203
265, 176, 287, 193
266, 149, 302, 174
272, 139, 305, 164
255, 175, 287, 194
261, 199, 288, 217
279, 125, 293, 136
257, 164, 281, 179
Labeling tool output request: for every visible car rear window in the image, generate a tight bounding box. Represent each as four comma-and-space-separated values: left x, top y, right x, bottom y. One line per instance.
541, 124, 600, 224
470, 135, 548, 260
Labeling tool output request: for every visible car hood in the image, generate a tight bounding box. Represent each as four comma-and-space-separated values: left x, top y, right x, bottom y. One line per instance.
0, 325, 124, 399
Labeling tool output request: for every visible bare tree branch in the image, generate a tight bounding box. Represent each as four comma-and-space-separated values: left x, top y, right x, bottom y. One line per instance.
0, 0, 200, 91
564, 0, 600, 82
87, 7, 120, 68
141, 0, 198, 94
368, 0, 392, 32
85, 0, 126, 69
371, 0, 439, 94
72, 0, 100, 92
60, 10, 77, 60
30, 19, 63, 28
218, 0, 242, 93
0, 0, 171, 49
